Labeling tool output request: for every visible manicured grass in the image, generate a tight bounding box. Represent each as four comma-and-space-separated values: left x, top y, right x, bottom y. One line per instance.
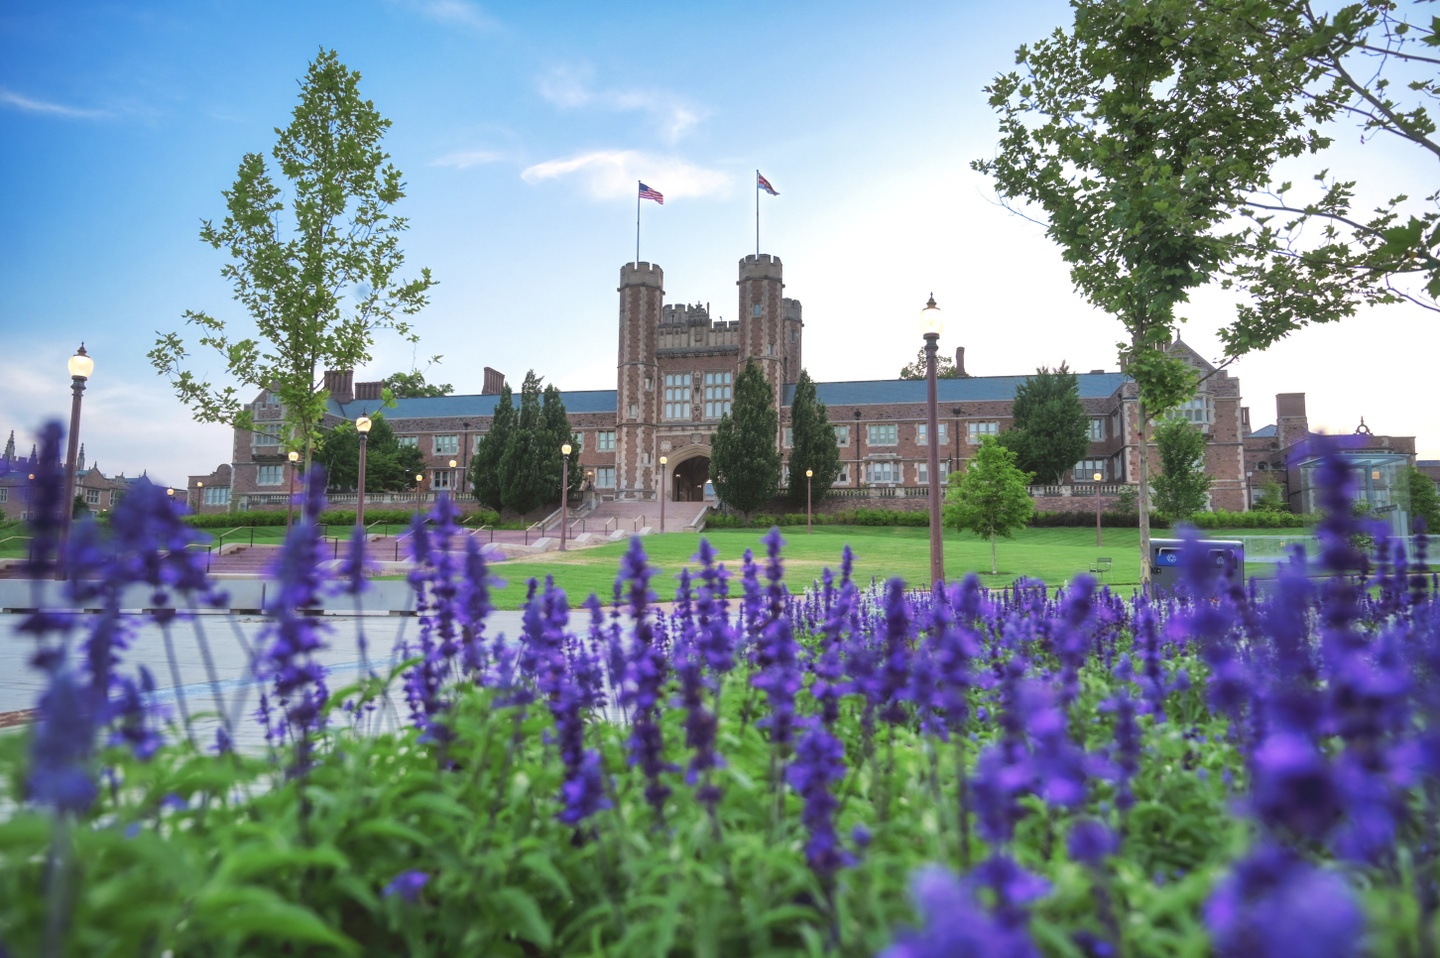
481, 525, 1279, 610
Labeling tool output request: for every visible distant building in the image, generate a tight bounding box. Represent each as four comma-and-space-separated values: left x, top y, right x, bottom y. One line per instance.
0, 435, 144, 522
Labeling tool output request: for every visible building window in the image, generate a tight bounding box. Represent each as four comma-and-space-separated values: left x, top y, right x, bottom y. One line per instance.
968, 421, 999, 442
571, 432, 583, 452
783, 427, 793, 448
109, 490, 120, 506
917, 462, 951, 485
834, 424, 849, 447
664, 374, 692, 420
837, 465, 850, 485
1089, 418, 1106, 441
629, 403, 638, 418
85, 488, 100, 505
1074, 459, 1107, 482
752, 304, 763, 317
0, 488, 7, 503
257, 465, 284, 486
397, 435, 418, 449
867, 461, 900, 484
597, 431, 616, 452
916, 423, 948, 444
433, 469, 456, 490
703, 371, 732, 418
204, 486, 230, 506
473, 434, 484, 453
867, 423, 898, 446
595, 467, 616, 488
435, 435, 459, 455
1176, 396, 1213, 426
251, 423, 283, 448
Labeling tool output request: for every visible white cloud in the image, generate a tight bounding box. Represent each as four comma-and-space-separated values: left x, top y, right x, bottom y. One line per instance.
537, 65, 705, 143
392, 0, 498, 32
521, 150, 731, 201
431, 148, 506, 169
0, 89, 108, 119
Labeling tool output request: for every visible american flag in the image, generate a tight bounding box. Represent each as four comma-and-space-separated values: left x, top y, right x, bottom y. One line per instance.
757, 172, 779, 196
638, 182, 664, 204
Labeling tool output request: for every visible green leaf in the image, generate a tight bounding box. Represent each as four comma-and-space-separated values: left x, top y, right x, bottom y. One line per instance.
491, 886, 554, 949
193, 885, 359, 954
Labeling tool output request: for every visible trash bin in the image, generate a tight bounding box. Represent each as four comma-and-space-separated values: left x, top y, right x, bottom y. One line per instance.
1151, 538, 1244, 594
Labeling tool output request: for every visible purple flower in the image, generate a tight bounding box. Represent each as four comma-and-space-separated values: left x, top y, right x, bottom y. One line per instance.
785, 716, 853, 882
1067, 818, 1118, 867
1205, 843, 1362, 958
879, 865, 1041, 958
26, 668, 97, 814
383, 870, 430, 903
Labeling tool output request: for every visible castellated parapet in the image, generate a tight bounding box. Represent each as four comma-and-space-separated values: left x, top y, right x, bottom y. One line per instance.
619, 261, 664, 290
738, 252, 784, 282
617, 262, 663, 499
737, 253, 787, 404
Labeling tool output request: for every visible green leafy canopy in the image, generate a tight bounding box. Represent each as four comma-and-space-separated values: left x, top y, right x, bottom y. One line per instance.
711, 360, 781, 518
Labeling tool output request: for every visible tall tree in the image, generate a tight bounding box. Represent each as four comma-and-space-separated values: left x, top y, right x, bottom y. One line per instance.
974, 0, 1318, 589
710, 359, 781, 519
385, 369, 453, 399
539, 383, 581, 503
314, 414, 425, 493
150, 50, 435, 469
996, 363, 1090, 486
500, 371, 546, 517
1406, 465, 1440, 534
470, 384, 513, 512
785, 370, 842, 508
944, 437, 1036, 576
1152, 419, 1213, 521
899, 348, 961, 380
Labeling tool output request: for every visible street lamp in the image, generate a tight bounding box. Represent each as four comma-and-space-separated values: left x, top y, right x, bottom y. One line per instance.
416, 473, 424, 506
659, 455, 668, 533
59, 343, 93, 578
355, 415, 372, 529
806, 468, 814, 534
920, 294, 945, 587
560, 442, 573, 551
286, 450, 300, 530
448, 459, 458, 501
853, 408, 863, 490
194, 481, 204, 510
1093, 471, 1104, 546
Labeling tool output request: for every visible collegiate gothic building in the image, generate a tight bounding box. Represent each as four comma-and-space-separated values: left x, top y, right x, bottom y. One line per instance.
196, 250, 1418, 521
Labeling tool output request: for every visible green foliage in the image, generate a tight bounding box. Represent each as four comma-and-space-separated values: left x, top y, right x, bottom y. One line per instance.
471, 383, 513, 512
785, 370, 842, 508
1406, 466, 1440, 534
1251, 474, 1290, 513
996, 363, 1090, 486
499, 371, 547, 517
897, 346, 961, 380
710, 359, 781, 518
944, 436, 1036, 574
540, 384, 582, 503
384, 368, 452, 398
314, 414, 426, 493
149, 50, 435, 468
1189, 508, 1311, 530
1152, 419, 1213, 522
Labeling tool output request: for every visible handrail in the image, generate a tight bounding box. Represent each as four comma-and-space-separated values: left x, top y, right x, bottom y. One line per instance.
631, 514, 646, 533
604, 516, 616, 535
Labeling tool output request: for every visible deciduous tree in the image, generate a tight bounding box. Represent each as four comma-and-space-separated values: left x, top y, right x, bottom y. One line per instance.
785, 370, 842, 508
385, 369, 452, 399
1152, 419, 1213, 521
1406, 465, 1440, 534
150, 50, 435, 469
314, 414, 425, 493
710, 360, 781, 519
944, 436, 1035, 575
899, 348, 961, 380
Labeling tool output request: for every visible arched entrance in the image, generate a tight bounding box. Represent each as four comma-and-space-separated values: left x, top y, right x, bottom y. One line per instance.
671, 455, 710, 502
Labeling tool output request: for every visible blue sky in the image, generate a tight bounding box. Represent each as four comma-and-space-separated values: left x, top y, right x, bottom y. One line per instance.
2, 0, 1434, 486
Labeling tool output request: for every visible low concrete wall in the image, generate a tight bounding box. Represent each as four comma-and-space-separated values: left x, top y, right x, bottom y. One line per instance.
0, 578, 421, 615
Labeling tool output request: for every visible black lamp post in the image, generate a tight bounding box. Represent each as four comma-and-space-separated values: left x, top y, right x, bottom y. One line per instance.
356, 415, 372, 529
1094, 470, 1104, 546
951, 405, 964, 475
920, 294, 945, 587
560, 442, 573, 550
853, 408, 862, 491
416, 473, 424, 505
659, 455, 667, 533
194, 481, 203, 511
806, 468, 814, 533
286, 450, 300, 530
59, 343, 93, 578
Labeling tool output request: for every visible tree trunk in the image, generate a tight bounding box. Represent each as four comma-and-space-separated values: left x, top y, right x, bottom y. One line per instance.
1137, 398, 1153, 595
990, 533, 998, 576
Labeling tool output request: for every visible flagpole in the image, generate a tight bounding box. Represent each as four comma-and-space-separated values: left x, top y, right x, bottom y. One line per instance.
636, 181, 641, 265
755, 170, 760, 256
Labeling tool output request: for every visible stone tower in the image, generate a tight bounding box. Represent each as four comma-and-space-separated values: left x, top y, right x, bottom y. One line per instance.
617, 262, 664, 499
736, 254, 787, 403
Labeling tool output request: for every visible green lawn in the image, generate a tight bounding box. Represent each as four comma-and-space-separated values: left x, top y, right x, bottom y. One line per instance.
479, 525, 1277, 610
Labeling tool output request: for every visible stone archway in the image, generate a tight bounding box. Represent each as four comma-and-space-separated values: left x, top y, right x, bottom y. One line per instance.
670, 454, 711, 502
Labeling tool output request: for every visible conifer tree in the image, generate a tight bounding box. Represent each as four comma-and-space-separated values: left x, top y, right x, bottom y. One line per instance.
539, 383, 581, 503
996, 363, 1090, 486
710, 360, 780, 519
500, 371, 546, 517
785, 370, 842, 508
470, 383, 513, 512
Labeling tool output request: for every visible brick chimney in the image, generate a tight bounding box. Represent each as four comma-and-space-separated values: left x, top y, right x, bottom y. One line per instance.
323, 369, 355, 404
954, 347, 966, 377
482, 367, 506, 395
1276, 393, 1308, 449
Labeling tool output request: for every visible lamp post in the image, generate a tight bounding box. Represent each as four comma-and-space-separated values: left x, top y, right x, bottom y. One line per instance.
448, 459, 458, 501
659, 455, 668, 533
462, 421, 471, 473
806, 468, 814, 533
416, 473, 424, 506
58, 343, 93, 578
853, 408, 863, 491
356, 415, 372, 529
952, 405, 964, 475
560, 442, 573, 551
1093, 471, 1104, 547
286, 450, 300, 530
920, 294, 945, 587
195, 481, 203, 511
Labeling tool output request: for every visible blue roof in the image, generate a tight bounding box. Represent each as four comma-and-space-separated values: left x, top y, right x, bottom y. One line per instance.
785, 373, 1129, 407
1249, 425, 1277, 438
330, 389, 620, 419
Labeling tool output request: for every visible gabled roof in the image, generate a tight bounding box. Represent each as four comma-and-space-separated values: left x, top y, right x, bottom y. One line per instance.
1249, 425, 1278, 438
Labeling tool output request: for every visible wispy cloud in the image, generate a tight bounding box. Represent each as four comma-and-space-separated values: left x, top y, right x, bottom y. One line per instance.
521, 150, 731, 201
391, 0, 499, 32
0, 89, 109, 119
538, 65, 705, 143
431, 148, 506, 169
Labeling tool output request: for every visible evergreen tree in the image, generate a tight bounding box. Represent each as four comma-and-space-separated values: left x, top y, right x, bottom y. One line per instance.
710, 360, 781, 519
315, 414, 425, 492
500, 371, 546, 517
470, 384, 513, 512
1152, 419, 1213, 521
1406, 466, 1440, 534
944, 436, 1035, 575
996, 363, 1090, 486
785, 370, 842, 508
539, 383, 581, 503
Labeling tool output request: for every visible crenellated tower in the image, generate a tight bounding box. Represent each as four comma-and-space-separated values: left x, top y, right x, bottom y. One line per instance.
616, 262, 664, 499
736, 254, 787, 403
